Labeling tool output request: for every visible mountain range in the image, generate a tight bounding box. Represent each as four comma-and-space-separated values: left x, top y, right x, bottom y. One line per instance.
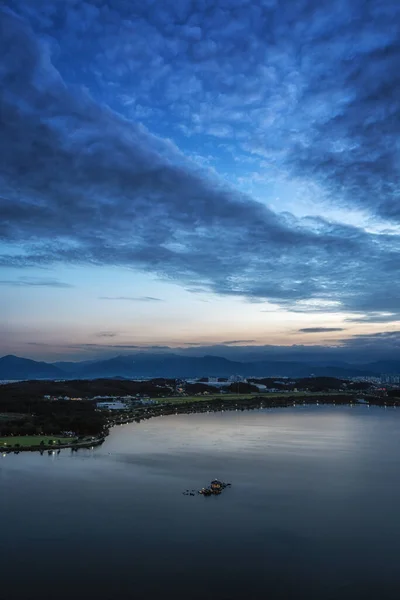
1, 354, 399, 381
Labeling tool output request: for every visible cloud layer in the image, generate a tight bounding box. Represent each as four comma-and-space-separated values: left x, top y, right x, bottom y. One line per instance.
0, 276, 73, 288
1, 2, 400, 320
298, 327, 344, 333
99, 296, 163, 302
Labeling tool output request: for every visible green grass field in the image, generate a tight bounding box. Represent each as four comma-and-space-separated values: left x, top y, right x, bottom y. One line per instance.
155, 393, 254, 404
0, 435, 77, 447
155, 391, 349, 404
0, 413, 27, 421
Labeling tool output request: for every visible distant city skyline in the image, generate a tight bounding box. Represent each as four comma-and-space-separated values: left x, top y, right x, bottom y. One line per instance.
1, 1, 400, 360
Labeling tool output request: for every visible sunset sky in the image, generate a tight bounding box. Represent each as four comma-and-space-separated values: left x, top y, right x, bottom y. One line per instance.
1, 0, 400, 361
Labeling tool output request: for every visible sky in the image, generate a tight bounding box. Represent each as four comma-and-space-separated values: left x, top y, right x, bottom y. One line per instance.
1, 0, 400, 362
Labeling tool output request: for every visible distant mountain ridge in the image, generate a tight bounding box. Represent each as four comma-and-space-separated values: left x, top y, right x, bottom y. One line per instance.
1, 353, 400, 381
0, 355, 65, 380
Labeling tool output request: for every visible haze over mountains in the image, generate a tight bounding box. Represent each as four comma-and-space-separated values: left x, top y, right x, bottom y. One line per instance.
1, 353, 399, 381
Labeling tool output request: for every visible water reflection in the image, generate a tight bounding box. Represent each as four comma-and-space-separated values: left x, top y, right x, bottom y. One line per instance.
2, 406, 400, 600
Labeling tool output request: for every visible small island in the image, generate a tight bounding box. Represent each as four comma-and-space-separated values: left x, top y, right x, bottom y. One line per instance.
199, 479, 231, 496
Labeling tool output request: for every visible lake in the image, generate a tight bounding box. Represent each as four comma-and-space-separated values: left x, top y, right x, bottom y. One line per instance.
2, 405, 400, 600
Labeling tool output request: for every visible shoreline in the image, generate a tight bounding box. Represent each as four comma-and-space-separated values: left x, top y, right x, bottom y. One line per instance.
106, 393, 400, 434
3, 393, 398, 453
1, 435, 105, 454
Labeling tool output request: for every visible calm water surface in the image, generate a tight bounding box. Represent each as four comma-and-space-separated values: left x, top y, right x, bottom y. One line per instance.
2, 405, 400, 600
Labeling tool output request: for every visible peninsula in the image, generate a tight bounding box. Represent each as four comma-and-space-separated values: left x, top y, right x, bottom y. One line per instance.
1, 376, 398, 452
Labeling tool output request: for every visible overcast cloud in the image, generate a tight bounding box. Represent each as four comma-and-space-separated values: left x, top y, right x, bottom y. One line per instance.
1, 1, 400, 331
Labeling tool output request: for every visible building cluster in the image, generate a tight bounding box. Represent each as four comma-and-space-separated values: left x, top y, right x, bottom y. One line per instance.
44, 395, 83, 401
348, 376, 381, 384
43, 393, 158, 410
40, 372, 400, 408
96, 401, 128, 410
380, 374, 400, 385
95, 395, 158, 410
348, 375, 400, 386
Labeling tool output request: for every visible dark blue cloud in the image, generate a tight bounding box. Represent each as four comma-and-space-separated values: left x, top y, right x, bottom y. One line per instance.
340, 330, 400, 355
345, 313, 400, 324
95, 331, 118, 338
99, 296, 163, 302
1, 2, 400, 318
17, 0, 397, 224
220, 340, 256, 345
178, 336, 400, 363
0, 276, 74, 288
298, 327, 344, 333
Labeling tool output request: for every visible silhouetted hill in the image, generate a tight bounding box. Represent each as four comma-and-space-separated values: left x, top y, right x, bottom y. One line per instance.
364, 360, 400, 374
75, 354, 240, 379
51, 359, 99, 373
71, 354, 377, 379
0, 355, 65, 380
0, 378, 171, 400
1, 353, 398, 380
